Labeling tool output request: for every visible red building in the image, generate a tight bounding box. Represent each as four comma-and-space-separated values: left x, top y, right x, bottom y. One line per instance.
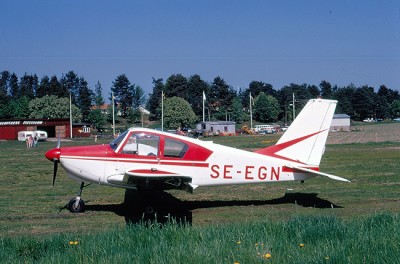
0, 119, 91, 140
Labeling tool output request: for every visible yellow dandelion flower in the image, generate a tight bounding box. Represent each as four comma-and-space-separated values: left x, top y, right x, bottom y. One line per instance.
299, 243, 305, 247
234, 262, 240, 264
74, 241, 79, 245
236, 241, 241, 245
263, 253, 272, 259
68, 241, 74, 245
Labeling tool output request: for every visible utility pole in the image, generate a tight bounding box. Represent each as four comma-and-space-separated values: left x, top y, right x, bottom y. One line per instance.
69, 92, 73, 138
292, 93, 296, 121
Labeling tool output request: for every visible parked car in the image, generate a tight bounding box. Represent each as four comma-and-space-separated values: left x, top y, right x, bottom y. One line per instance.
363, 118, 375, 122
393, 117, 400, 122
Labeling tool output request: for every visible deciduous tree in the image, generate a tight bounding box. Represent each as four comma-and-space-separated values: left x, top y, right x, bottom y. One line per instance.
28, 95, 81, 120
164, 97, 196, 129
254, 92, 280, 122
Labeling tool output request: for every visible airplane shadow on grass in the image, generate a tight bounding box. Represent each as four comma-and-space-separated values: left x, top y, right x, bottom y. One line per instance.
84, 190, 343, 225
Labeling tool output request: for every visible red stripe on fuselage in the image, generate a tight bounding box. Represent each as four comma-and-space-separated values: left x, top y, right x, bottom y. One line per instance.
61, 155, 209, 168
282, 166, 320, 173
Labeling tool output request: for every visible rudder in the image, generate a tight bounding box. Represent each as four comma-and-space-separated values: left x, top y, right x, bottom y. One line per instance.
256, 98, 337, 166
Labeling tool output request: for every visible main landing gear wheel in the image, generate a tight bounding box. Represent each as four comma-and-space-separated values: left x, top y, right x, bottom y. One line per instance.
68, 197, 85, 213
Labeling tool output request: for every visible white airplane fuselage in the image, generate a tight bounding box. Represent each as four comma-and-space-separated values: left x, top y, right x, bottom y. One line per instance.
45, 99, 350, 212
56, 139, 313, 190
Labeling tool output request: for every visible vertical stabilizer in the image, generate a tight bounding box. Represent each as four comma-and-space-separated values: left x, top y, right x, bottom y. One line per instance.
256, 98, 337, 166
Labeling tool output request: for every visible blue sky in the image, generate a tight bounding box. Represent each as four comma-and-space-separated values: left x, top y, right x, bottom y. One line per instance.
1, 1, 399, 97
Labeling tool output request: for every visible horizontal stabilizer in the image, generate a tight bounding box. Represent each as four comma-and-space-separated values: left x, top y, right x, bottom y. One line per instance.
285, 165, 351, 183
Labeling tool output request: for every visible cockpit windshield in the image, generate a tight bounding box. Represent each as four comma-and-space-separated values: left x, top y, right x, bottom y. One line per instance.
109, 130, 129, 151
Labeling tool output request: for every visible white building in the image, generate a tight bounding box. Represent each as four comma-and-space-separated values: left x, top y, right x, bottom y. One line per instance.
196, 121, 236, 135
331, 114, 351, 131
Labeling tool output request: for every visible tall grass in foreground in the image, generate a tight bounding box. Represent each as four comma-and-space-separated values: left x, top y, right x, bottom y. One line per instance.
1, 213, 398, 263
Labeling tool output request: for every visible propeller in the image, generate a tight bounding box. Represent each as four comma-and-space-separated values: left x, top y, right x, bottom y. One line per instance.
56, 135, 61, 148
45, 135, 61, 186
52, 158, 59, 186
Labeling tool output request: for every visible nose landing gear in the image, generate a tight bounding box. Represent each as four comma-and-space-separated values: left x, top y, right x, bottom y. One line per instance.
67, 182, 90, 213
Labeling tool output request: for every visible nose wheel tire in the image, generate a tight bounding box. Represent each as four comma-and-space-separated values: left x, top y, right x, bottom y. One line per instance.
68, 197, 85, 213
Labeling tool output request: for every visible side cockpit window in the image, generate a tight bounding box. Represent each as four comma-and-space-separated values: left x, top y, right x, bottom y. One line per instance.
164, 138, 188, 158
122, 133, 159, 157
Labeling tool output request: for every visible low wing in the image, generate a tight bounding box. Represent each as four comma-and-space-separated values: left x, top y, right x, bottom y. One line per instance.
285, 165, 351, 183
107, 167, 196, 192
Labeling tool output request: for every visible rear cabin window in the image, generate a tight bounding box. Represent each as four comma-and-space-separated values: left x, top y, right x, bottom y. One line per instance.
122, 133, 159, 157
164, 138, 188, 158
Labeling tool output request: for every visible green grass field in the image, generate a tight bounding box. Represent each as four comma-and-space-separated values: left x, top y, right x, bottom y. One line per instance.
1, 214, 399, 263
0, 127, 399, 262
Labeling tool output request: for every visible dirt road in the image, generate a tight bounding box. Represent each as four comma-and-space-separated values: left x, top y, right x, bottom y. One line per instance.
327, 122, 400, 144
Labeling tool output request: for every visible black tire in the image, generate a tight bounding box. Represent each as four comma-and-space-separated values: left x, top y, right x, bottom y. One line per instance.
68, 198, 85, 213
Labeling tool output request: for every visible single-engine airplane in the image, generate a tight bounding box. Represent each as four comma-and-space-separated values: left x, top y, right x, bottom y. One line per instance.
45, 98, 350, 213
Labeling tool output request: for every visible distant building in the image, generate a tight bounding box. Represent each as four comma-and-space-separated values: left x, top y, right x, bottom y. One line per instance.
91, 104, 122, 116
0, 119, 92, 140
196, 121, 236, 134
331, 114, 351, 131
0, 119, 70, 140
91, 104, 110, 115
72, 122, 92, 138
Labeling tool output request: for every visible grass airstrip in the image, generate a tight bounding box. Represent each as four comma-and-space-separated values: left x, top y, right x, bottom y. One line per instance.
0, 122, 399, 263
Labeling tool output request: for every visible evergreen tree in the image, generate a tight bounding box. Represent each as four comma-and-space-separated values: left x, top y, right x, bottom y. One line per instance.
352, 86, 376, 120
94, 81, 104, 106
334, 85, 356, 117
76, 77, 94, 122
36, 75, 50, 98
111, 74, 133, 117
307, 84, 320, 98
0, 70, 10, 98
49, 75, 67, 97
147, 78, 164, 120
209, 76, 235, 120
9, 73, 19, 98
187, 74, 209, 117
131, 84, 146, 109
19, 73, 37, 99
165, 74, 188, 100
60, 71, 79, 103
0, 71, 10, 117
320, 80, 333, 99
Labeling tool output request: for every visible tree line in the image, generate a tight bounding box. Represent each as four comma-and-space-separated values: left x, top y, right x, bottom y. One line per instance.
1, 70, 400, 131
147, 75, 400, 127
